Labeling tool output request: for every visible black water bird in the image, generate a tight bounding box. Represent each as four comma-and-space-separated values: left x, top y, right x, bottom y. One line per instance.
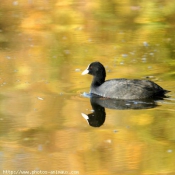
82, 62, 169, 99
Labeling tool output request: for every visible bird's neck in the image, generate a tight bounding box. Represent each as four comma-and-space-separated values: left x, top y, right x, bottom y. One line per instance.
91, 76, 105, 87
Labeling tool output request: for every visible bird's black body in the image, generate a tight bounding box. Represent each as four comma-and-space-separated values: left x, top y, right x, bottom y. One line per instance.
82, 62, 169, 100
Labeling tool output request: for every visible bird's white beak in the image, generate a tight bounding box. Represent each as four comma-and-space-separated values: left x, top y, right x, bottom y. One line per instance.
82, 69, 89, 75
82, 64, 90, 75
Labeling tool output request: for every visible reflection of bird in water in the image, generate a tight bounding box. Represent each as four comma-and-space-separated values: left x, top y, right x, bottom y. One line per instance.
82, 62, 170, 99
81, 97, 106, 127
81, 96, 158, 127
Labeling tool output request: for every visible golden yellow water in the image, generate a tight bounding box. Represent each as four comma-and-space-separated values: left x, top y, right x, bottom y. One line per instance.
0, 1, 175, 175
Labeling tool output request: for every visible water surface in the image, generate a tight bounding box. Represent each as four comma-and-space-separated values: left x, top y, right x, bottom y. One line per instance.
0, 1, 175, 175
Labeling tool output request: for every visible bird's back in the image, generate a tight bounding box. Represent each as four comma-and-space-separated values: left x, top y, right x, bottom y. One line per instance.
90, 79, 167, 99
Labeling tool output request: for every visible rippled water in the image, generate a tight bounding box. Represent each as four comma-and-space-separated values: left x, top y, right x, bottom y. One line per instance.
0, 1, 175, 175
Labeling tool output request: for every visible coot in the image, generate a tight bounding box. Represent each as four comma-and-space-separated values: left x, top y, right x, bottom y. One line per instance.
82, 62, 169, 99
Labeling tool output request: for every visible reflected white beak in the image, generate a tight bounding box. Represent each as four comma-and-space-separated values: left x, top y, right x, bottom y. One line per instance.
81, 113, 89, 120
82, 69, 89, 75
